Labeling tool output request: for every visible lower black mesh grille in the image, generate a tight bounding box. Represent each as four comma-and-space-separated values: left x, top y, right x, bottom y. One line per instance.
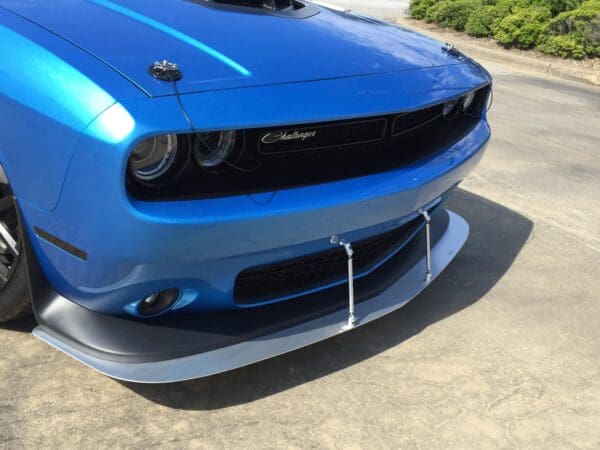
234, 216, 423, 304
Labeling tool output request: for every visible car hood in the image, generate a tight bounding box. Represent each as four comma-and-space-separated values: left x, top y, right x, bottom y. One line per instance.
0, 0, 464, 96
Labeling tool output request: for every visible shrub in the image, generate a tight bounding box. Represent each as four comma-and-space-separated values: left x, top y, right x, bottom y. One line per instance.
537, 34, 588, 56
465, 0, 554, 37
409, 0, 437, 19
493, 6, 553, 47
411, 0, 599, 58
494, 0, 553, 12
537, 0, 600, 57
546, 0, 600, 34
546, 0, 584, 14
425, 0, 483, 30
465, 5, 507, 36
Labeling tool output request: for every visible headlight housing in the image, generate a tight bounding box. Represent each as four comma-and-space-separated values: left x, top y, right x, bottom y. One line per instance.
129, 134, 179, 182
462, 91, 476, 112
442, 98, 461, 119
193, 130, 238, 170
126, 85, 491, 201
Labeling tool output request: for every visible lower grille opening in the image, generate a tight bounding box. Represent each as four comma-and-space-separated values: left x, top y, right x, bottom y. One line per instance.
234, 216, 423, 305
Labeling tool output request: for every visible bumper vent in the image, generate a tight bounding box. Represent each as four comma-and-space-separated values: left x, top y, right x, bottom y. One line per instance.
234, 216, 423, 305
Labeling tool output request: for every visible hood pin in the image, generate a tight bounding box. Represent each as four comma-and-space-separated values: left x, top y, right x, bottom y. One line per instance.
149, 60, 183, 81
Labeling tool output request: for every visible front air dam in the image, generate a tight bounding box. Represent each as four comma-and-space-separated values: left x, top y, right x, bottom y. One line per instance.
25, 208, 468, 383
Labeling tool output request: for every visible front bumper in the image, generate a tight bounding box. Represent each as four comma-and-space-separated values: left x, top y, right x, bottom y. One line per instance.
31, 209, 468, 383
20, 118, 489, 315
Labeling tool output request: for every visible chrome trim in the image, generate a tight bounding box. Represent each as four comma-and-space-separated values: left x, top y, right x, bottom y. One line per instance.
330, 236, 357, 331
419, 209, 432, 282
33, 210, 469, 384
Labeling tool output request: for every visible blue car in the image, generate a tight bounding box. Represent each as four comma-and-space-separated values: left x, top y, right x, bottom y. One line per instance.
0, 0, 491, 383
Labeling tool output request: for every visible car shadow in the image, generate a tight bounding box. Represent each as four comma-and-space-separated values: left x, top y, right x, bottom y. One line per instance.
0, 313, 37, 333
121, 188, 533, 410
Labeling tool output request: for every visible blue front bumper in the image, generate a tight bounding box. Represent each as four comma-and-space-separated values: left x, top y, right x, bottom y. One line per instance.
22, 118, 488, 382
21, 118, 489, 315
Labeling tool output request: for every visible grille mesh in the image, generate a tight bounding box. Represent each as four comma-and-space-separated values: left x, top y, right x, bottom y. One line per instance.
234, 216, 422, 304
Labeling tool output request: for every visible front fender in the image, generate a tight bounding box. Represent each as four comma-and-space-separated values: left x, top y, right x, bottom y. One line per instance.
0, 9, 145, 210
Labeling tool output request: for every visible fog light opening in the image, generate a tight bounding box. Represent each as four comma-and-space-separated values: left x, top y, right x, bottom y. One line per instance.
138, 288, 180, 316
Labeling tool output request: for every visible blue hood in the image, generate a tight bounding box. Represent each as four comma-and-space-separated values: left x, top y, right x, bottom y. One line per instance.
0, 0, 463, 96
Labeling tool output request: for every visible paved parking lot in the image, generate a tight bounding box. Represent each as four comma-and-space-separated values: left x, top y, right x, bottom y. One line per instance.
1, 21, 599, 450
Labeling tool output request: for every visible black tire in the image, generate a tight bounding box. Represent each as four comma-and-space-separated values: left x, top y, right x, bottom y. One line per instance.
0, 179, 33, 323
0, 251, 32, 322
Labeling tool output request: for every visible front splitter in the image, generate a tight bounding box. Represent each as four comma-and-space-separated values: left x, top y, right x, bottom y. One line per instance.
32, 210, 468, 383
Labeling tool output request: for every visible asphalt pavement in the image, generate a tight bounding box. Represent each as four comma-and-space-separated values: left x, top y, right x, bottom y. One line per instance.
1, 7, 599, 450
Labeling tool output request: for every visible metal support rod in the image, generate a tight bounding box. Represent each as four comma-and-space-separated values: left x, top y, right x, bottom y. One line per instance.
419, 209, 432, 282
331, 235, 357, 330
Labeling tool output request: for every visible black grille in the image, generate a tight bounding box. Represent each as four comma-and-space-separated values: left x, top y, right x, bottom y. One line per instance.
128, 85, 491, 201
234, 216, 423, 304
392, 104, 442, 136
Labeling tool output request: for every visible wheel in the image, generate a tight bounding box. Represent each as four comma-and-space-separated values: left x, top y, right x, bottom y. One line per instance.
0, 185, 32, 323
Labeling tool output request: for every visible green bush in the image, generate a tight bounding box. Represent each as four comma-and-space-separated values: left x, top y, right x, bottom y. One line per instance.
537, 34, 588, 56
465, 5, 508, 36
409, 0, 437, 19
425, 0, 483, 30
546, 0, 600, 34
494, 0, 554, 12
537, 0, 600, 57
493, 6, 553, 47
546, 0, 583, 14
410, 0, 599, 58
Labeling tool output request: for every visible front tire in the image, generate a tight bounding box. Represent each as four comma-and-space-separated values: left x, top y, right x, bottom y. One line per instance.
0, 189, 32, 323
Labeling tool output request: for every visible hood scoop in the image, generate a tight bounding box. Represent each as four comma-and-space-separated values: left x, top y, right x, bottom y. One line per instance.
211, 0, 295, 9
194, 0, 319, 17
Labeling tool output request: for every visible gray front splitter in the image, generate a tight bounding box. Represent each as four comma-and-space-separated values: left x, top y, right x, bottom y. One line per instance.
33, 210, 468, 384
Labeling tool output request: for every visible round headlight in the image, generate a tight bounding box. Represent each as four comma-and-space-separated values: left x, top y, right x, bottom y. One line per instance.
193, 130, 237, 169
442, 99, 460, 119
462, 91, 476, 112
129, 134, 178, 181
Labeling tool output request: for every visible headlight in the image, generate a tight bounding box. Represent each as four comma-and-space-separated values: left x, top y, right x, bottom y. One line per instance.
462, 91, 476, 112
442, 98, 460, 119
193, 130, 237, 169
129, 134, 178, 182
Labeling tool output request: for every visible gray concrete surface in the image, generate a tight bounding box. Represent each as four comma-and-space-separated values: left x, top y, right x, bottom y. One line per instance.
1, 23, 600, 450
323, 0, 410, 17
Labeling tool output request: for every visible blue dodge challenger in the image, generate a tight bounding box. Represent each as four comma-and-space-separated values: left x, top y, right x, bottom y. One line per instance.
0, 0, 491, 382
